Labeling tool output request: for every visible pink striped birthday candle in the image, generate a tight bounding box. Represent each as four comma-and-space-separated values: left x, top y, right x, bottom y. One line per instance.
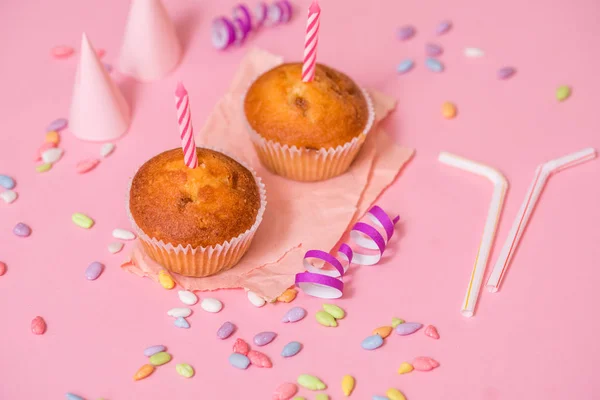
175, 82, 198, 169
301, 0, 321, 82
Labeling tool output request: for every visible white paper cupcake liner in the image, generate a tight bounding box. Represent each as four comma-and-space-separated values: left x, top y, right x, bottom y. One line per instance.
242, 85, 375, 181
126, 147, 267, 277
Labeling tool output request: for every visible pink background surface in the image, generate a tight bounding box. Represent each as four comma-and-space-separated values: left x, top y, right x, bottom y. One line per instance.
1, 0, 599, 399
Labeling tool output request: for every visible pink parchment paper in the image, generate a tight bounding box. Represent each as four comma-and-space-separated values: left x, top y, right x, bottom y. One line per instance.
124, 48, 414, 300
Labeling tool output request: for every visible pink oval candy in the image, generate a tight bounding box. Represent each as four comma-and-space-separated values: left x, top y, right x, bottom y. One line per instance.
273, 382, 298, 400
233, 338, 250, 355
424, 324, 440, 339
413, 356, 440, 371
0, 261, 6, 276
51, 46, 74, 59
31, 316, 47, 335
76, 159, 100, 174
248, 350, 272, 368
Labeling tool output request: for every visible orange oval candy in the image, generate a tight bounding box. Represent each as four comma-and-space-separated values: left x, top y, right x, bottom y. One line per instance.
372, 326, 393, 339
133, 364, 155, 381
441, 101, 457, 119
45, 131, 60, 145
277, 288, 298, 303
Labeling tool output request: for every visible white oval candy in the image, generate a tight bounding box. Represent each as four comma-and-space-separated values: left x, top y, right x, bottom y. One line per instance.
108, 242, 124, 254
201, 298, 223, 313
247, 290, 266, 307
100, 143, 115, 158
0, 190, 17, 204
464, 47, 484, 58
167, 307, 192, 317
112, 228, 135, 240
42, 148, 64, 164
178, 290, 198, 306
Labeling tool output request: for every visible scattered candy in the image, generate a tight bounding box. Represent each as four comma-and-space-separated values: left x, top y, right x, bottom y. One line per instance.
41, 148, 63, 164
47, 118, 68, 132
497, 66, 516, 80
167, 307, 192, 318
361, 334, 384, 350
149, 351, 172, 366
254, 331, 277, 346
396, 59, 414, 74
316, 311, 337, 327
297, 374, 326, 391
281, 341, 302, 358
425, 43, 443, 57
211, 17, 236, 50
0, 175, 15, 190
13, 222, 32, 237
413, 356, 440, 371
176, 363, 195, 378
36, 163, 52, 173
322, 303, 345, 319
424, 324, 440, 339
229, 352, 251, 369
233, 338, 250, 355
395, 322, 422, 335
65, 393, 84, 400
248, 350, 272, 368
1, 190, 17, 204
108, 242, 124, 254
273, 382, 298, 400
315, 394, 329, 400
282, 307, 307, 323
45, 130, 60, 145
442, 101, 457, 119
277, 288, 298, 303
341, 374, 355, 396
178, 290, 198, 305
397, 25, 415, 40
373, 326, 393, 339
72, 212, 94, 229
0, 262, 6, 276
556, 85, 571, 102
397, 362, 414, 374
464, 47, 484, 58
35, 142, 57, 161
435, 20, 452, 35
51, 46, 74, 59
158, 270, 175, 289
217, 321, 236, 339
100, 143, 115, 158
174, 316, 190, 329
143, 345, 166, 357
425, 58, 444, 73
112, 228, 136, 240
387, 388, 407, 400
201, 297, 223, 313
85, 262, 104, 280
31, 316, 47, 335
133, 364, 155, 381
247, 290, 266, 307
76, 159, 100, 174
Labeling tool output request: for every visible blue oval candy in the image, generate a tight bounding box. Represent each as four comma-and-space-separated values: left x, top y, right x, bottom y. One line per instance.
229, 352, 250, 369
281, 341, 302, 357
425, 58, 444, 73
373, 396, 389, 400
397, 59, 414, 74
361, 334, 384, 350
174, 316, 190, 329
65, 394, 84, 400
144, 345, 166, 357
0, 175, 15, 190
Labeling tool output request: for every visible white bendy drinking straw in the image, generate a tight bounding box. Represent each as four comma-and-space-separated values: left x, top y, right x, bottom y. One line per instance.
486, 147, 596, 293
438, 152, 508, 317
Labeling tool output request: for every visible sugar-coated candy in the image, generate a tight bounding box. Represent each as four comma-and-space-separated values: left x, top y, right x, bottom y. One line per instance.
174, 316, 190, 329
31, 316, 47, 335
387, 388, 407, 400
361, 334, 384, 350
322, 303, 345, 319
315, 394, 329, 400
0, 262, 6, 276
13, 222, 31, 237
435, 20, 452, 35
442, 102, 457, 119
85, 262, 104, 280
108, 242, 124, 254
229, 353, 251, 369
52, 46, 74, 59
217, 321, 236, 339
395, 322, 422, 335
397, 362, 414, 374
248, 350, 272, 368
176, 363, 195, 378
373, 326, 393, 338
273, 382, 298, 400
425, 43, 443, 57
167, 307, 192, 318
315, 311, 337, 327
397, 25, 415, 40
144, 345, 166, 357
178, 290, 198, 305
72, 213, 94, 229
100, 143, 115, 158
425, 58, 444, 72
341, 374, 355, 396
297, 374, 326, 390
413, 356, 440, 371
424, 324, 440, 339
65, 393, 84, 400
47, 118, 68, 132
556, 85, 571, 102
112, 228, 135, 240
41, 148, 63, 164
233, 338, 250, 355
133, 364, 155, 381
277, 288, 298, 303
149, 352, 172, 366
0, 190, 17, 204
397, 59, 414, 74
254, 331, 277, 346
201, 297, 223, 313
281, 341, 302, 358
158, 270, 175, 289
247, 290, 266, 307
497, 66, 516, 80
75, 159, 100, 174
0, 175, 15, 190
282, 307, 306, 323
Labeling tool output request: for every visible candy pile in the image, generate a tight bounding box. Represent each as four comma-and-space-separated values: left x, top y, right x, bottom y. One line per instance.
133, 345, 195, 381
211, 1, 293, 50
315, 303, 345, 327
0, 174, 17, 204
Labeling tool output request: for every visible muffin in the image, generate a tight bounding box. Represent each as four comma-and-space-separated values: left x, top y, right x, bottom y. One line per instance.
243, 62, 374, 181
127, 147, 266, 277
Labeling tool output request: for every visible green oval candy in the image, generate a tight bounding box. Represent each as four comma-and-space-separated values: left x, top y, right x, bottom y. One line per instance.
297, 374, 326, 390
391, 317, 405, 328
176, 363, 194, 378
556, 85, 571, 102
36, 163, 52, 173
323, 304, 345, 319
316, 311, 337, 327
315, 394, 329, 400
149, 352, 171, 366
72, 213, 94, 229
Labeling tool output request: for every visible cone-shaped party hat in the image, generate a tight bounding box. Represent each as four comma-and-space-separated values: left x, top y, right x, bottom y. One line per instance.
69, 33, 130, 142
118, 0, 182, 81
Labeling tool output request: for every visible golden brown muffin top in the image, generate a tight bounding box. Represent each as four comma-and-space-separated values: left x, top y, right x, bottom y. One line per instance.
129, 148, 261, 248
244, 63, 370, 149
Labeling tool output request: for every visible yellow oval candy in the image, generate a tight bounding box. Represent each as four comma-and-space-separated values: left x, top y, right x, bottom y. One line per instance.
391, 317, 404, 328
158, 270, 175, 289
397, 362, 414, 374
441, 101, 457, 119
149, 351, 172, 366
341, 374, 355, 396
316, 311, 337, 327
315, 394, 329, 400
45, 130, 60, 145
323, 303, 345, 319
372, 326, 393, 338
36, 163, 52, 173
386, 388, 407, 400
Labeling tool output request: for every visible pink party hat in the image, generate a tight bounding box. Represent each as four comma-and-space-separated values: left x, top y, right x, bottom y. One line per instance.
118, 0, 182, 81
69, 33, 130, 142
